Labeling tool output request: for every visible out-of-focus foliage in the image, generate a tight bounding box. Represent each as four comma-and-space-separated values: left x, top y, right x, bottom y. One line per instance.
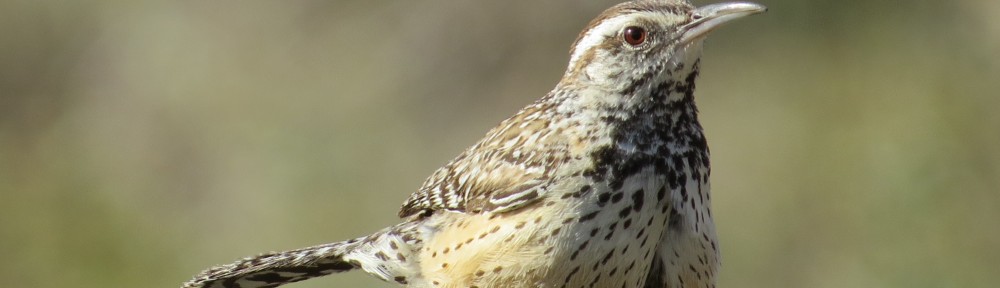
1, 1, 997, 287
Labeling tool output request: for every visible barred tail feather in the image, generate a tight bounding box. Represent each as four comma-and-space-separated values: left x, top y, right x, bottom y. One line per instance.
182, 221, 423, 288
181, 238, 362, 288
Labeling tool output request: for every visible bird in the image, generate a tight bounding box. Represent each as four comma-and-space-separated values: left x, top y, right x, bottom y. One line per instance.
182, 1, 765, 287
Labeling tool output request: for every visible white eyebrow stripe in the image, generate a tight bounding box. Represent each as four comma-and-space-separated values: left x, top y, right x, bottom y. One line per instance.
567, 15, 633, 68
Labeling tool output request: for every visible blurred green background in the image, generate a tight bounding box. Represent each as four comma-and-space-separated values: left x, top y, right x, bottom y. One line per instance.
2, 0, 997, 287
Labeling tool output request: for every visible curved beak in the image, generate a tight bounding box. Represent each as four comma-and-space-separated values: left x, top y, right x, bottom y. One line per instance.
680, 2, 767, 44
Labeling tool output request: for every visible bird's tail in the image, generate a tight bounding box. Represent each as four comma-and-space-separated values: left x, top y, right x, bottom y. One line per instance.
182, 221, 423, 288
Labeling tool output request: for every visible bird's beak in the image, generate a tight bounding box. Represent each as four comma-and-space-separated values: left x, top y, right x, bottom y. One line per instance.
680, 2, 767, 44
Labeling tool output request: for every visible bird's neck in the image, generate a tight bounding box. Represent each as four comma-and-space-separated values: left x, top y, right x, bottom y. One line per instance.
539, 60, 708, 187
552, 54, 704, 137
608, 63, 705, 155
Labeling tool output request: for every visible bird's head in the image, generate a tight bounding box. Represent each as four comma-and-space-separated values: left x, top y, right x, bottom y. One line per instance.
561, 0, 765, 99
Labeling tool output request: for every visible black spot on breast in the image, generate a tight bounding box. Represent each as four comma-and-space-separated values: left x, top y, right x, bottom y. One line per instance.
611, 192, 624, 203
580, 211, 600, 222
564, 265, 581, 284
601, 250, 615, 264
571, 240, 590, 260
631, 189, 644, 212
618, 206, 632, 218
598, 192, 611, 206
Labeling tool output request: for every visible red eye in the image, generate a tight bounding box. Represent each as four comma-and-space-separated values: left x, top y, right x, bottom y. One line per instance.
623, 26, 647, 46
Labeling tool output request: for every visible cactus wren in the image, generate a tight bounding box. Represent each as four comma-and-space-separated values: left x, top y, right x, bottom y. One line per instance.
183, 1, 765, 287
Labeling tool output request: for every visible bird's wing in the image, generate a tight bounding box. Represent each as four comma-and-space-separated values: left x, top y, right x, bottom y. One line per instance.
398, 101, 567, 217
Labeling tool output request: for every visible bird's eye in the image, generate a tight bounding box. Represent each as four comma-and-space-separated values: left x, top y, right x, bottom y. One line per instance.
622, 26, 647, 46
